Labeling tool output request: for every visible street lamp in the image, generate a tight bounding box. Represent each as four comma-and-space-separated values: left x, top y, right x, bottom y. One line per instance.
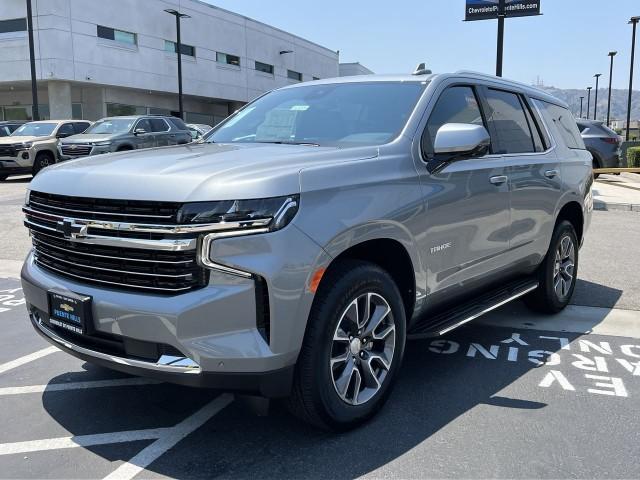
26, 0, 39, 121
164, 9, 191, 120
593, 73, 602, 121
579, 96, 584, 118
586, 86, 592, 120
606, 52, 617, 126
626, 16, 639, 141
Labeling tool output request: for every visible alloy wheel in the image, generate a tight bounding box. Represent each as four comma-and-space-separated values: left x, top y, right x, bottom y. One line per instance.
553, 235, 576, 300
330, 292, 396, 406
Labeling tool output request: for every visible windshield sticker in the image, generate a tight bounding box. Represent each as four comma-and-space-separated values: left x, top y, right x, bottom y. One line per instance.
290, 105, 310, 111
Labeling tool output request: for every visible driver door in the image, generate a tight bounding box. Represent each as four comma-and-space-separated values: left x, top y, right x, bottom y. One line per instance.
416, 83, 511, 298
133, 119, 155, 149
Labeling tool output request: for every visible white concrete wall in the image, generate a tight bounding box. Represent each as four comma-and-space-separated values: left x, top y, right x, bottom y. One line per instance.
0, 0, 339, 104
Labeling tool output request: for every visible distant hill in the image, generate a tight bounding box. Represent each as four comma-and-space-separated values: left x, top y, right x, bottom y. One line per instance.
538, 86, 640, 122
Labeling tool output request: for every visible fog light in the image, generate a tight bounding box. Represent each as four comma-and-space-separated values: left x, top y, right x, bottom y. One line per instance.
21, 152, 29, 160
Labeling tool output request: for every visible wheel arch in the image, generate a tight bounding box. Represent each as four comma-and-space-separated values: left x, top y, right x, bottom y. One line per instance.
555, 200, 584, 245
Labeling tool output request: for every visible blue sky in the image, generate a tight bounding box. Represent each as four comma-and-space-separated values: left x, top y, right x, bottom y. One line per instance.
204, 0, 639, 90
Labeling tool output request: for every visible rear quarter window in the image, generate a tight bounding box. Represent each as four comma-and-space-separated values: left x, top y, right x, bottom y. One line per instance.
167, 117, 188, 131
535, 100, 585, 150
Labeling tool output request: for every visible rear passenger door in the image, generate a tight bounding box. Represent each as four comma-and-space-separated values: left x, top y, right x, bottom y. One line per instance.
149, 118, 171, 146
481, 87, 561, 262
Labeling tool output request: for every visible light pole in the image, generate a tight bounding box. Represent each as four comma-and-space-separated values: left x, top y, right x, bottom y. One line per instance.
579, 96, 584, 118
626, 16, 639, 141
593, 73, 602, 121
164, 9, 191, 120
586, 87, 592, 120
495, 0, 506, 77
26, 0, 39, 121
606, 52, 617, 126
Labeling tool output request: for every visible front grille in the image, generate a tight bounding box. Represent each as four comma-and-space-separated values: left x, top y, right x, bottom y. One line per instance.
29, 191, 181, 224
0, 145, 17, 157
25, 192, 208, 295
61, 144, 92, 157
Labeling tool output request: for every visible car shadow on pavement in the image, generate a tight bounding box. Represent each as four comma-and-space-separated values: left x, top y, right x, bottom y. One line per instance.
39, 287, 624, 478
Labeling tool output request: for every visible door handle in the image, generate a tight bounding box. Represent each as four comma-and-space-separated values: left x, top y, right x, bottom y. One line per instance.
490, 175, 508, 185
544, 169, 559, 179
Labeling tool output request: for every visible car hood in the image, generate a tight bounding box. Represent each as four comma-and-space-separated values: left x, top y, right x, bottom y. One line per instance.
30, 143, 378, 202
61, 134, 119, 143
0, 135, 50, 145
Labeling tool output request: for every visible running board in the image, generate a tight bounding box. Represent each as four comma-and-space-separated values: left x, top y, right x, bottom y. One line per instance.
408, 278, 538, 339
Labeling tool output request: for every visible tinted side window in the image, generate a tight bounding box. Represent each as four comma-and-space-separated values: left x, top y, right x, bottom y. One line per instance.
423, 86, 484, 156
167, 117, 187, 130
57, 123, 75, 136
536, 101, 585, 149
149, 119, 169, 132
73, 122, 90, 134
484, 89, 535, 154
135, 119, 152, 132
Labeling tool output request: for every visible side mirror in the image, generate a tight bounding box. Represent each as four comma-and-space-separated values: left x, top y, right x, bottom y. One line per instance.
56, 132, 71, 139
134, 128, 147, 135
428, 123, 490, 174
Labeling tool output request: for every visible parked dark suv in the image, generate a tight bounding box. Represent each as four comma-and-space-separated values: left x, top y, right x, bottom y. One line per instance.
58, 115, 192, 159
0, 121, 26, 137
577, 119, 623, 176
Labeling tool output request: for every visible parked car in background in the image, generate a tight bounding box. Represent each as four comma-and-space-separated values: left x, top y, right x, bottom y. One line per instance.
0, 121, 26, 137
21, 72, 592, 430
577, 119, 623, 178
0, 120, 91, 180
186, 123, 213, 141
58, 115, 192, 159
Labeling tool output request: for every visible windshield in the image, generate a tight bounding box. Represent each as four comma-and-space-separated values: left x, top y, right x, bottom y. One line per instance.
11, 123, 57, 137
206, 82, 426, 147
85, 118, 135, 134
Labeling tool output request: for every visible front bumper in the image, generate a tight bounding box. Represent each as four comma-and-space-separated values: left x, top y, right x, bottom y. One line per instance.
21, 224, 327, 396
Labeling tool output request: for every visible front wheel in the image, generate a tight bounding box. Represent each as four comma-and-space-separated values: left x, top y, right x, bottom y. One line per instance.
288, 260, 406, 431
525, 220, 578, 313
32, 152, 55, 176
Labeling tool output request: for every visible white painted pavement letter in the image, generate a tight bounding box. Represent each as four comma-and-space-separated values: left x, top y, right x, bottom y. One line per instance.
429, 340, 459, 354
616, 358, 640, 376
103, 393, 234, 480
501, 332, 528, 345
467, 343, 499, 360
539, 335, 571, 350
0, 346, 58, 375
585, 375, 628, 397
538, 370, 575, 391
528, 350, 561, 366
572, 354, 609, 373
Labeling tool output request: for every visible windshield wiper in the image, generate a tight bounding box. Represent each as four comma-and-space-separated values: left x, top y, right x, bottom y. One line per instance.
254, 140, 320, 146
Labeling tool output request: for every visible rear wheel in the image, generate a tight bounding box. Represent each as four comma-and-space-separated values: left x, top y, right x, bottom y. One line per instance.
287, 260, 406, 431
32, 151, 55, 176
525, 220, 578, 313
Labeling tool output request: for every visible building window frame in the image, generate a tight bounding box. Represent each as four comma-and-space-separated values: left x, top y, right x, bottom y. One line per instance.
97, 25, 137, 47
287, 70, 303, 82
0, 18, 27, 38
255, 61, 274, 75
164, 40, 195, 57
216, 52, 240, 67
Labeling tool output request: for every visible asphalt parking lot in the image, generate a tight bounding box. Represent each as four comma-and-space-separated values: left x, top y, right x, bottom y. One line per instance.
1, 176, 640, 479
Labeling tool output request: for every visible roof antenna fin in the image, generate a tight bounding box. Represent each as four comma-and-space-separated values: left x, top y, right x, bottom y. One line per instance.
413, 62, 432, 75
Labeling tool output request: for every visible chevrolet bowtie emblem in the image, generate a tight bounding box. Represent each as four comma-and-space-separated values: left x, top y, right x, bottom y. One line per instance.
70, 144, 77, 149
60, 303, 74, 313
56, 218, 88, 240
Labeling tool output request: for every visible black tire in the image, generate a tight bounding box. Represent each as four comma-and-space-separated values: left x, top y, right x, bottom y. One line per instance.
32, 151, 55, 176
117, 146, 133, 152
525, 220, 578, 314
287, 259, 406, 431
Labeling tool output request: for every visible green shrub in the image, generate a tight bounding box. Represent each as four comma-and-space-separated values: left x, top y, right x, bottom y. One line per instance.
628, 147, 640, 168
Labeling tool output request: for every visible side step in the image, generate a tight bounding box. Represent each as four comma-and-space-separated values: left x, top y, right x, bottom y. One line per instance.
407, 278, 538, 339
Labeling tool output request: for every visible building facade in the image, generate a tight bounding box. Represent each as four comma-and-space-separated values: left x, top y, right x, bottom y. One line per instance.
0, 0, 340, 124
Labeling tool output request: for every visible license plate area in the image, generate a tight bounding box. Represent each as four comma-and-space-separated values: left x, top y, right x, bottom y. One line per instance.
48, 290, 93, 335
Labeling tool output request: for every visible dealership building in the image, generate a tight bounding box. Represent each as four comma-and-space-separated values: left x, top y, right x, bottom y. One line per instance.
0, 0, 366, 125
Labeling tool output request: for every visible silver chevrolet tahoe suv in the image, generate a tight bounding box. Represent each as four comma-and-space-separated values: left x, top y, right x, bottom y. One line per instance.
21, 72, 592, 430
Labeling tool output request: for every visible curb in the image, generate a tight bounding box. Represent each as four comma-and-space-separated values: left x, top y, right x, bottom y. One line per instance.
593, 201, 640, 212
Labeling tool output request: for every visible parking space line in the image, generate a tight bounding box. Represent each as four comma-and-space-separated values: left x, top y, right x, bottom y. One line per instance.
104, 393, 234, 480
0, 377, 161, 396
0, 428, 169, 456
0, 346, 58, 375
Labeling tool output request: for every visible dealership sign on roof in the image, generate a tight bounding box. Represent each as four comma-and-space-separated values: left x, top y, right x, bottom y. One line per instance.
465, 0, 541, 21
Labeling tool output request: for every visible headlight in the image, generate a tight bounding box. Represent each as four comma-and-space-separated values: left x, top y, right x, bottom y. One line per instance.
177, 194, 299, 231
15, 142, 32, 151
92, 141, 111, 147
192, 195, 300, 277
